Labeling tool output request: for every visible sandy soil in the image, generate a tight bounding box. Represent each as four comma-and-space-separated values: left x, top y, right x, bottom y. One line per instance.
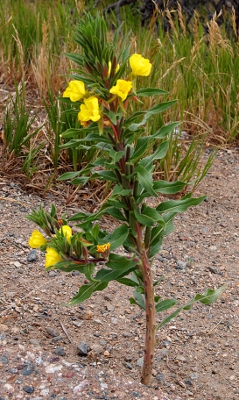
0, 149, 239, 400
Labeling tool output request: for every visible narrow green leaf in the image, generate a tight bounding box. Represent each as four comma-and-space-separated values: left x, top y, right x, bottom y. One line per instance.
156, 299, 177, 313
67, 281, 108, 306
157, 284, 226, 329
134, 206, 165, 227
136, 88, 168, 97
156, 196, 206, 214
130, 288, 146, 310
117, 277, 140, 287
94, 170, 118, 182
57, 171, 81, 181
95, 263, 136, 282
135, 164, 158, 197
153, 180, 186, 194
152, 122, 181, 139
106, 254, 138, 270
146, 100, 177, 118
102, 224, 129, 250
139, 141, 169, 169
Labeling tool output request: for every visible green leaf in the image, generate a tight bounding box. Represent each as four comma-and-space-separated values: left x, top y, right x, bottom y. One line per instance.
102, 224, 129, 250
157, 284, 226, 329
106, 253, 138, 270
156, 196, 206, 214
136, 88, 168, 97
139, 141, 169, 169
67, 281, 108, 306
104, 207, 127, 221
94, 170, 118, 182
117, 277, 140, 287
64, 52, 84, 66
112, 185, 132, 197
130, 137, 150, 161
130, 288, 146, 310
153, 180, 186, 194
145, 100, 177, 118
135, 164, 158, 197
134, 206, 165, 227
57, 171, 81, 181
156, 299, 177, 313
95, 262, 136, 282
152, 122, 181, 139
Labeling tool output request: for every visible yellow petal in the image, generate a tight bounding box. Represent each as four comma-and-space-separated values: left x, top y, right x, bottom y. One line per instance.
60, 225, 72, 244
109, 79, 132, 101
129, 54, 152, 77
63, 80, 86, 102
28, 230, 47, 248
45, 247, 62, 268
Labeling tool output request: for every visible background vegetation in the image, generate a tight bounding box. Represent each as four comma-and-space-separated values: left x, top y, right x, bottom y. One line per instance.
0, 0, 238, 195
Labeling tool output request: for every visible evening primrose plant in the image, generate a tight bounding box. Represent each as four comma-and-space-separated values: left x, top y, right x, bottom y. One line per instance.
27, 14, 225, 385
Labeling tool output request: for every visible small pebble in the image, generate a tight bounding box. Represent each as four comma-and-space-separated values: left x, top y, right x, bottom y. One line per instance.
46, 327, 60, 337
0, 356, 8, 364
54, 347, 65, 356
156, 373, 164, 383
23, 386, 34, 394
21, 363, 35, 376
77, 342, 89, 356
27, 250, 38, 262
124, 362, 133, 370
137, 357, 144, 367
29, 338, 40, 347
72, 271, 80, 276
91, 344, 104, 355
49, 271, 57, 277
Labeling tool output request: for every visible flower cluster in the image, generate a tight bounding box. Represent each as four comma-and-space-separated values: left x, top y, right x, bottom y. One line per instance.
28, 225, 72, 268
63, 53, 152, 126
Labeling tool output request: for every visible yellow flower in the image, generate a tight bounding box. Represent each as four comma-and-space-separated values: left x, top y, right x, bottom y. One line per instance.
63, 80, 86, 102
78, 96, 101, 124
45, 247, 62, 268
107, 61, 112, 78
60, 225, 72, 244
109, 79, 132, 101
29, 230, 47, 248
97, 243, 110, 253
107, 62, 120, 77
129, 54, 152, 76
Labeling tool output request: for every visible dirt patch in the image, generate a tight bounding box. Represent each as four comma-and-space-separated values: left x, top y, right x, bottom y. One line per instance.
0, 149, 239, 400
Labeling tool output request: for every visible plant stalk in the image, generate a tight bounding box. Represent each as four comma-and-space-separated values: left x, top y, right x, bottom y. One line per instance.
140, 248, 156, 385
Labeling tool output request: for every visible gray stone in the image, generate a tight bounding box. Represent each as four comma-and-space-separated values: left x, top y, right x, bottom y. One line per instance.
29, 338, 40, 347
27, 250, 38, 262
189, 373, 198, 380
49, 271, 57, 277
124, 362, 133, 369
137, 357, 144, 367
176, 260, 187, 269
156, 373, 164, 383
54, 347, 65, 356
77, 342, 89, 356
184, 379, 193, 386
46, 327, 60, 337
72, 271, 80, 276
21, 363, 35, 376
0, 356, 8, 364
23, 386, 34, 394
91, 344, 104, 354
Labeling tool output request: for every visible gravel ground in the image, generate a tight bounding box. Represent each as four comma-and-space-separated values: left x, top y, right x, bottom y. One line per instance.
0, 149, 239, 400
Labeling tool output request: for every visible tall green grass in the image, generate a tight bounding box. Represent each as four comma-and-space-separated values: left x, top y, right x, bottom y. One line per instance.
0, 1, 238, 193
